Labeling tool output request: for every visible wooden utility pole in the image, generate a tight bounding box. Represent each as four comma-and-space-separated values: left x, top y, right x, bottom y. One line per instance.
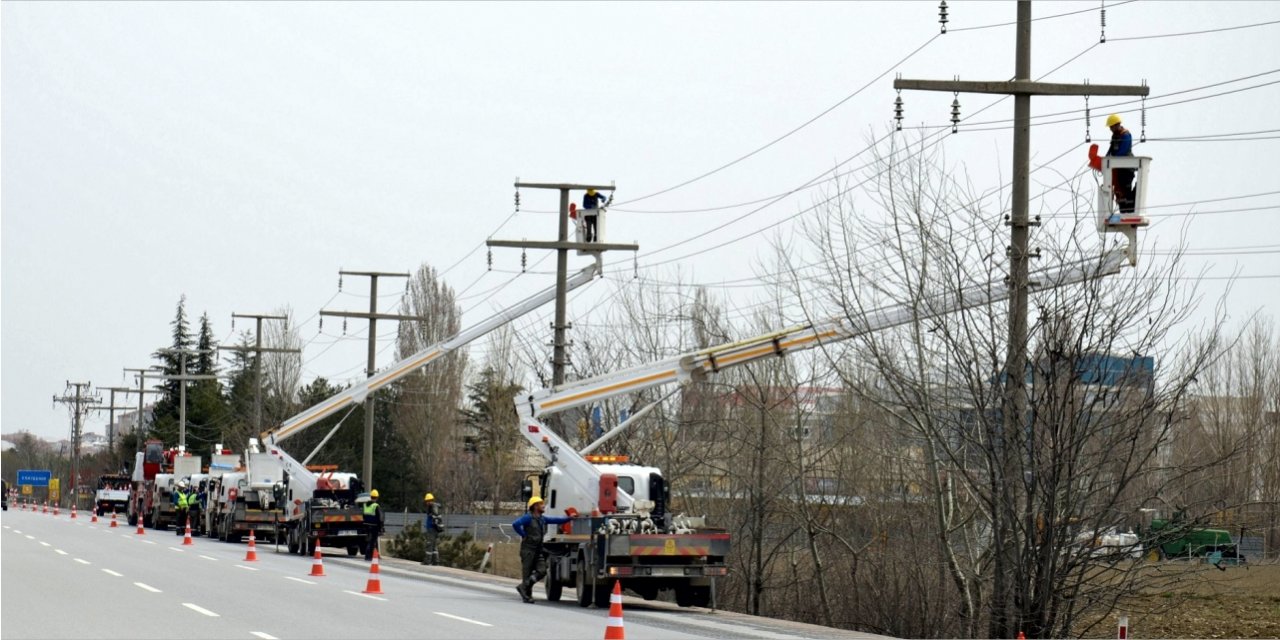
321, 270, 424, 490
894, 3, 1149, 636
153, 349, 218, 450
488, 181, 637, 386
218, 313, 299, 434
52, 381, 101, 508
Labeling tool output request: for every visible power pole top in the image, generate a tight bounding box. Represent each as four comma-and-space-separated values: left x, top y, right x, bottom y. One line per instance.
515, 181, 615, 192
232, 313, 289, 321
893, 79, 1149, 97
338, 270, 410, 278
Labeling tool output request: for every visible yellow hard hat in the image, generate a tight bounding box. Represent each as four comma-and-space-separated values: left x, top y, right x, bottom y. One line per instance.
424, 493, 435, 502
527, 496, 544, 509
1106, 113, 1122, 128
370, 489, 379, 499
586, 188, 597, 195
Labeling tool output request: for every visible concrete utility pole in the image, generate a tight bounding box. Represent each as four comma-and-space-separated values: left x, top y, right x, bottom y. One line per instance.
52, 381, 101, 508
94, 386, 136, 463
894, 3, 1149, 636
320, 271, 424, 490
153, 349, 218, 450
488, 181, 637, 386
218, 313, 299, 434
123, 367, 165, 454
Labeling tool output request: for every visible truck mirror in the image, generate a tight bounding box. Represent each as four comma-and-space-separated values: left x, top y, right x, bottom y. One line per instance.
520, 479, 533, 503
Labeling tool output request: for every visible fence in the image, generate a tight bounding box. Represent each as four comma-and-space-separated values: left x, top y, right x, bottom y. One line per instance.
385, 511, 517, 543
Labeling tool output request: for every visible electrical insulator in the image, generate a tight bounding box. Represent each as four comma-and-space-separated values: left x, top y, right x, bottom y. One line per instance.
319, 317, 323, 332
1139, 92, 1148, 143
338, 273, 343, 291
950, 95, 961, 134
342, 319, 348, 335
521, 248, 527, 273
486, 247, 493, 271
514, 189, 521, 212
939, 0, 949, 34
894, 92, 904, 131
1084, 93, 1092, 143
1100, 1, 1107, 43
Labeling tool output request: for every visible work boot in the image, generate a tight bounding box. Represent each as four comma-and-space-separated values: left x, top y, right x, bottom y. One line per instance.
516, 582, 534, 603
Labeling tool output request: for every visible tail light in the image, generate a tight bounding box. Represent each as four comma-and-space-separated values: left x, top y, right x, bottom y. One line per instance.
607, 566, 634, 576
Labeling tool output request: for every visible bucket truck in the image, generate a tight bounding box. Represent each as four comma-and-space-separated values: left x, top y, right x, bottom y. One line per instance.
207, 440, 287, 543
259, 262, 601, 556
127, 440, 201, 530
516, 248, 1133, 608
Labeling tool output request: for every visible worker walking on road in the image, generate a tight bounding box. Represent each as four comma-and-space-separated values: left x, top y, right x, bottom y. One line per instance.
422, 492, 443, 566
363, 489, 384, 561
1105, 113, 1136, 214
512, 496, 571, 603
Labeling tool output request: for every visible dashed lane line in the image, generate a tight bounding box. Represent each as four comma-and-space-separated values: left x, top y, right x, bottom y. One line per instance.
134, 582, 162, 593
167, 547, 184, 553
182, 603, 220, 617
284, 577, 316, 585
199, 555, 218, 561
102, 569, 123, 577
250, 633, 279, 640
141, 540, 157, 545
235, 564, 259, 572
25, 535, 35, 540
55, 549, 68, 555
75, 559, 91, 565
433, 612, 493, 627
39, 541, 51, 547
343, 590, 387, 602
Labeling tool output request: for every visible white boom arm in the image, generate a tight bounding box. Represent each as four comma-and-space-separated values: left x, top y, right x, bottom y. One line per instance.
261, 260, 600, 497
516, 248, 1129, 511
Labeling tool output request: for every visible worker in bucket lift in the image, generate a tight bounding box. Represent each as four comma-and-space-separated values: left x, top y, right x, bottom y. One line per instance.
421, 492, 443, 566
1106, 113, 1136, 214
363, 489, 385, 561
512, 496, 572, 603
581, 188, 609, 242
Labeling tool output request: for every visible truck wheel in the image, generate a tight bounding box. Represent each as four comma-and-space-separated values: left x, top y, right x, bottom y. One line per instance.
575, 554, 593, 608
305, 538, 316, 556
287, 530, 299, 554
546, 562, 563, 602
675, 585, 711, 608
347, 546, 359, 557
593, 581, 612, 609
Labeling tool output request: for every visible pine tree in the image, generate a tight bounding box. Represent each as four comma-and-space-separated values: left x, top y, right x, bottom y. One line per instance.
148, 296, 193, 446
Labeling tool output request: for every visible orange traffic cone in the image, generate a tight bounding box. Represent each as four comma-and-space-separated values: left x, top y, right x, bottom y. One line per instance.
54, 504, 60, 516
244, 530, 259, 561
362, 549, 384, 594
110, 511, 119, 528
310, 546, 326, 577
1017, 632, 1027, 640
71, 505, 77, 519
43, 501, 49, 514
605, 580, 625, 640
182, 517, 194, 546
91, 509, 99, 523
136, 514, 146, 535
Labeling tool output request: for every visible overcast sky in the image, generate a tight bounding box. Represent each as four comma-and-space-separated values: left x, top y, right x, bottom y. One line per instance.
4, 1, 1278, 442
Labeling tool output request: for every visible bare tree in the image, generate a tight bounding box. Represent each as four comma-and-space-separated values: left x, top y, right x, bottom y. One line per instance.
262, 306, 303, 428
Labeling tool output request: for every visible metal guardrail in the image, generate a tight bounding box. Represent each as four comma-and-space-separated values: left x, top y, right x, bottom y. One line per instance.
385, 512, 517, 542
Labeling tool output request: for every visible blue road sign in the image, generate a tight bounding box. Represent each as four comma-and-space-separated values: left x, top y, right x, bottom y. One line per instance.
17, 470, 52, 487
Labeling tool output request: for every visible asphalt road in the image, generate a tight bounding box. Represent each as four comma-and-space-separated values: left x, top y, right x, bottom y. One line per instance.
2, 506, 882, 640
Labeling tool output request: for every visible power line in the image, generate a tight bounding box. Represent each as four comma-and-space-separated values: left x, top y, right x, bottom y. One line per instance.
1108, 18, 1280, 42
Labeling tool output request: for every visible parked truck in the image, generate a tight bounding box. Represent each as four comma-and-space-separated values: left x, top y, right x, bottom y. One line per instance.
128, 440, 201, 530
207, 442, 285, 543
513, 247, 1133, 607
1147, 512, 1245, 563
94, 474, 131, 517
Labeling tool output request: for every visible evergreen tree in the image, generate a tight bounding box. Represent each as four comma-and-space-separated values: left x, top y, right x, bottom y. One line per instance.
149, 296, 192, 447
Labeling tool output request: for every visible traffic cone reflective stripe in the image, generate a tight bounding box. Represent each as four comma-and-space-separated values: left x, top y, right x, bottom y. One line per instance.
362, 549, 384, 594
310, 547, 326, 577
182, 517, 194, 546
110, 511, 119, 528
136, 514, 146, 535
604, 580, 625, 640
91, 509, 98, 523
245, 530, 259, 561
71, 506, 77, 519
1017, 632, 1026, 640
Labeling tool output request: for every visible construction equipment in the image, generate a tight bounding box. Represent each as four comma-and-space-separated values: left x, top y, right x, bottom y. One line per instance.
206, 441, 285, 543
516, 248, 1133, 608
127, 440, 201, 531
257, 261, 601, 556
1146, 511, 1245, 564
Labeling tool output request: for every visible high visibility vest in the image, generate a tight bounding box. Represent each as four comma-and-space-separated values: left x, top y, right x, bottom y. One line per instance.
177, 492, 189, 509
363, 502, 380, 523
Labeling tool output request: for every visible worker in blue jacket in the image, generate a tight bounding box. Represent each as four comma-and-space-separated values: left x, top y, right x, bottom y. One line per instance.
1105, 113, 1136, 213
512, 496, 571, 603
581, 189, 610, 242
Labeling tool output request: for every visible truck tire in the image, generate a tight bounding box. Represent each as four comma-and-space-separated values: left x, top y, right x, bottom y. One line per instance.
593, 581, 612, 609
347, 546, 359, 557
305, 537, 316, 557
575, 554, 593, 608
546, 562, 563, 602
287, 529, 299, 554
675, 585, 711, 608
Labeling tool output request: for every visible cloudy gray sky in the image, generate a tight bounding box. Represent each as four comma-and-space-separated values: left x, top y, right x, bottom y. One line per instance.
4, 1, 1279, 442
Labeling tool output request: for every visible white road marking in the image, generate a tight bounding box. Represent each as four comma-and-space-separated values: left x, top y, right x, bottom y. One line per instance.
235, 564, 259, 571
250, 633, 278, 640
55, 549, 68, 555
3, 526, 9, 529
134, 582, 162, 593
433, 612, 492, 627
284, 577, 316, 585
75, 559, 91, 565
121, 534, 132, 539
102, 569, 123, 577
182, 603, 220, 617
12, 529, 20, 533
39, 541, 51, 547
167, 547, 184, 552
343, 590, 387, 601
25, 535, 35, 540
199, 555, 218, 561
141, 540, 156, 545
